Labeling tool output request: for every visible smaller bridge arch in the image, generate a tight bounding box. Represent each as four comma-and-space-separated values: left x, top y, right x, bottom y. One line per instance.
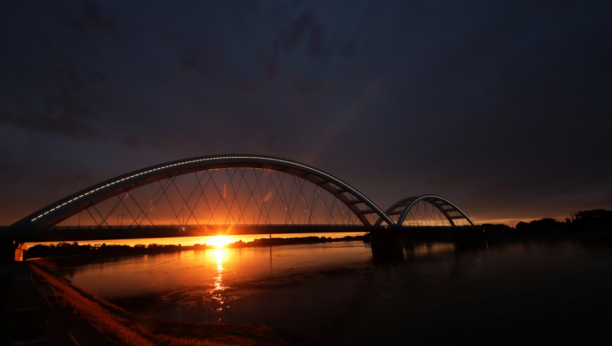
375, 194, 474, 227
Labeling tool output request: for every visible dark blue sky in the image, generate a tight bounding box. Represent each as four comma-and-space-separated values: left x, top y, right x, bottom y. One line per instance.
1, 0, 611, 225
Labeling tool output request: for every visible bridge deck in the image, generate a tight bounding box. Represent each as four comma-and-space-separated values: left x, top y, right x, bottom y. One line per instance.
1, 225, 485, 242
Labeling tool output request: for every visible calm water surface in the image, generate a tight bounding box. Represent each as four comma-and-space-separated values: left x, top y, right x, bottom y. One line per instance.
47, 239, 612, 345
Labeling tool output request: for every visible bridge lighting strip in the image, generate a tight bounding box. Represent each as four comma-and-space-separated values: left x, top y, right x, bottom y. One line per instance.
31, 156, 389, 223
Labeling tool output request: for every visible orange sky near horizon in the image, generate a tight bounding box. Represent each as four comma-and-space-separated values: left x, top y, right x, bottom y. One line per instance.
24, 232, 368, 248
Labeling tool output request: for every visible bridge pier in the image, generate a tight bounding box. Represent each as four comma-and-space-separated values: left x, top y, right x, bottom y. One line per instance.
370, 228, 405, 264
0, 240, 26, 262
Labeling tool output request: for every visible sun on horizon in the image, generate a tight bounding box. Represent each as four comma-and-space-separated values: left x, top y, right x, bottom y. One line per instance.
209, 235, 232, 248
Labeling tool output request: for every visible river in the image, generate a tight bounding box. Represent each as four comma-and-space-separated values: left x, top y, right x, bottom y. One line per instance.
43, 237, 612, 344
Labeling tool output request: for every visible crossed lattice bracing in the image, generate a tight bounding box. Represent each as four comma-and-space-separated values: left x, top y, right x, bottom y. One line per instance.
13, 155, 393, 228
375, 195, 474, 227
11, 156, 476, 230
56, 168, 373, 227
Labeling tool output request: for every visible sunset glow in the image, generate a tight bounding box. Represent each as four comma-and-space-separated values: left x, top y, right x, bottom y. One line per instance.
209, 236, 232, 248
4, 1, 612, 345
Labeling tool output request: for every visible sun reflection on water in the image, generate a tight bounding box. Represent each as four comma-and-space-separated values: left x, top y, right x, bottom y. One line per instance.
216, 248, 224, 272
211, 248, 226, 312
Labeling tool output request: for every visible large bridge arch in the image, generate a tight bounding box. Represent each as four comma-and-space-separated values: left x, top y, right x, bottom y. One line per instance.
12, 155, 393, 229
375, 194, 474, 227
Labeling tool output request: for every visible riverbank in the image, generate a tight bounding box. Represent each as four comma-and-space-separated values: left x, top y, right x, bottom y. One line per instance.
22, 259, 298, 345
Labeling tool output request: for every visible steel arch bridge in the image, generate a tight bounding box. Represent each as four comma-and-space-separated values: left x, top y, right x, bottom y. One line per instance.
12, 154, 395, 229
375, 194, 474, 227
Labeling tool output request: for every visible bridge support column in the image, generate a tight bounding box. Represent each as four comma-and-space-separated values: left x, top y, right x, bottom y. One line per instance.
370, 228, 404, 264
0, 240, 27, 262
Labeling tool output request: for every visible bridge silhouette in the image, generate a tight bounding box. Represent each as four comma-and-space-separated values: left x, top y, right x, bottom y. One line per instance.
1, 154, 476, 260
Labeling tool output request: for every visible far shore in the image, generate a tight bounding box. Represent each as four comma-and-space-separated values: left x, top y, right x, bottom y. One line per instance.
25, 235, 368, 260
24, 227, 612, 261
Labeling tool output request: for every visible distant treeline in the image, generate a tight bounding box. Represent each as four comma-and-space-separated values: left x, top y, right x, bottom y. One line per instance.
482, 209, 612, 235
24, 235, 366, 259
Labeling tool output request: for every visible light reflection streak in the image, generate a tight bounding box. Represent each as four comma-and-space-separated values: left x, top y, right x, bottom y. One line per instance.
212, 248, 226, 311
407, 243, 456, 258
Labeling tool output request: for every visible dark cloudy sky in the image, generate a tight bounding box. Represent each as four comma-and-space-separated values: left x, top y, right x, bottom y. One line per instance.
1, 0, 611, 225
